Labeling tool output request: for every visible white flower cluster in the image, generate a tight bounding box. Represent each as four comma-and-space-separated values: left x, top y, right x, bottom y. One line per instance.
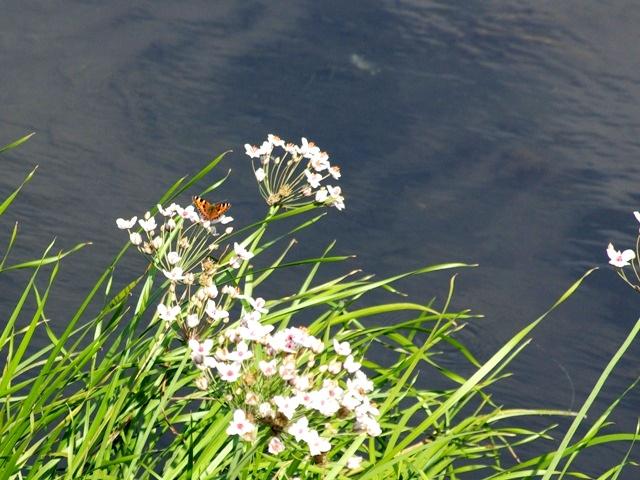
192, 314, 380, 459
245, 134, 345, 210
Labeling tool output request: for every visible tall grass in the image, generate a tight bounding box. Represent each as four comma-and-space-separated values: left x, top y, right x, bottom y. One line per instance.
0, 133, 638, 479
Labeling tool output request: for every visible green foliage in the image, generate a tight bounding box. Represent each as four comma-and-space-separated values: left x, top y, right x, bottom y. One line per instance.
0, 135, 638, 479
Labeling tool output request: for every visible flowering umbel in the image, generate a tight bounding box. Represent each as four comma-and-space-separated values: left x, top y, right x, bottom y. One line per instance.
245, 134, 344, 210
115, 159, 372, 466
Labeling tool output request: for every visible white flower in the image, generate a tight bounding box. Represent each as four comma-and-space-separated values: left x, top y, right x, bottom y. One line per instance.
219, 215, 233, 225
326, 185, 345, 210
227, 341, 253, 362
327, 359, 342, 374
222, 285, 239, 297
205, 300, 230, 322
287, 416, 310, 442
245, 143, 261, 158
129, 232, 142, 245
333, 338, 351, 356
315, 188, 328, 203
329, 166, 341, 179
138, 217, 157, 232
186, 314, 200, 328
166, 251, 181, 265
310, 151, 330, 172
278, 359, 297, 380
184, 273, 195, 285
268, 436, 285, 454
216, 361, 242, 382
239, 318, 274, 341
300, 137, 321, 159
347, 455, 363, 469
355, 415, 381, 437
267, 134, 285, 147
204, 284, 219, 299
259, 360, 277, 376
634, 211, 640, 224
116, 216, 137, 229
310, 391, 341, 416
151, 236, 163, 250
258, 402, 274, 418
234, 242, 254, 261
304, 429, 331, 456
255, 168, 266, 182
350, 370, 374, 393
344, 355, 361, 373
157, 303, 181, 322
305, 170, 323, 189
188, 338, 215, 368
273, 395, 300, 419
226, 410, 256, 441
248, 296, 268, 313
607, 242, 635, 268
225, 227, 234, 234
163, 267, 185, 282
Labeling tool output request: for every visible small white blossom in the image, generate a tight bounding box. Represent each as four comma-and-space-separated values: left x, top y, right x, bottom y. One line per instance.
255, 168, 266, 182
245, 144, 261, 158
129, 232, 142, 245
163, 267, 185, 282
304, 429, 331, 456
286, 416, 310, 442
329, 165, 341, 179
347, 455, 363, 469
607, 242, 635, 268
226, 409, 256, 441
227, 341, 253, 362
259, 360, 277, 376
333, 338, 352, 356
273, 395, 300, 419
138, 217, 157, 232
116, 216, 137, 229
206, 300, 230, 322
310, 151, 330, 171
305, 170, 323, 189
157, 303, 181, 322
216, 361, 242, 382
166, 251, 181, 265
186, 314, 200, 328
268, 436, 285, 454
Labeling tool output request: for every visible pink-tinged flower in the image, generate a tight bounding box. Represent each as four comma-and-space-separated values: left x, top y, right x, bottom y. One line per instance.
607, 242, 635, 268
204, 284, 218, 299
151, 236, 163, 250
268, 436, 285, 455
347, 455, 363, 469
186, 314, 200, 328
286, 416, 310, 442
329, 165, 341, 179
129, 232, 142, 245
226, 409, 256, 441
255, 168, 266, 182
157, 303, 181, 322
333, 338, 352, 356
179, 205, 200, 223
188, 338, 215, 368
234, 242, 254, 260
157, 203, 180, 217
300, 137, 321, 159
344, 355, 361, 373
278, 359, 297, 380
310, 151, 330, 171
239, 319, 274, 341
227, 341, 253, 362
305, 170, 323, 189
138, 217, 157, 232
163, 267, 185, 282
341, 392, 362, 411
259, 360, 277, 376
292, 375, 311, 391
296, 390, 315, 408
350, 370, 374, 393
311, 391, 341, 416
116, 216, 137, 229
216, 361, 242, 382
245, 143, 261, 158
258, 140, 273, 157
273, 395, 300, 419
304, 429, 331, 456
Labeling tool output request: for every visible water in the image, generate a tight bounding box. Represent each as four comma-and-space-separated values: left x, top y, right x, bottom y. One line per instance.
2, 0, 640, 474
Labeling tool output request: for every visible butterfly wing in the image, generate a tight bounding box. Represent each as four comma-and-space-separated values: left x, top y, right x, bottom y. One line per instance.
193, 196, 231, 221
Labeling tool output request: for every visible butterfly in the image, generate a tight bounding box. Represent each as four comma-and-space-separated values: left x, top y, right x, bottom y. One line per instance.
192, 196, 231, 221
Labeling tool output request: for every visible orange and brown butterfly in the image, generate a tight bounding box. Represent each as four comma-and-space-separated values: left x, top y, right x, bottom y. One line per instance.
192, 196, 231, 222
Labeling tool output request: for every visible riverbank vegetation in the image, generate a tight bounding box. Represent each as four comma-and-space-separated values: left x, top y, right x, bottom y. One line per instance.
0, 133, 638, 479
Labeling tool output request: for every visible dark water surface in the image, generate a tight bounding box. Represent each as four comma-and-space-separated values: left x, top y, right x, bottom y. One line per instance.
2, 0, 640, 475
